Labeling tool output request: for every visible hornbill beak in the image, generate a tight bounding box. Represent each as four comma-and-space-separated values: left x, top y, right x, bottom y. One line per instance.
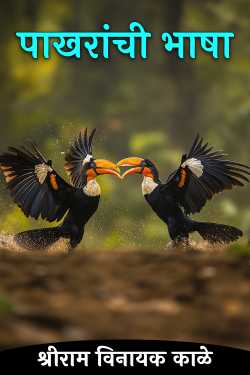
117, 157, 144, 178
94, 159, 121, 178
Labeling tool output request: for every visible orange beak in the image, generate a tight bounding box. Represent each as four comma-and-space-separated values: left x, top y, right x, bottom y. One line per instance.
94, 159, 121, 179
117, 157, 144, 178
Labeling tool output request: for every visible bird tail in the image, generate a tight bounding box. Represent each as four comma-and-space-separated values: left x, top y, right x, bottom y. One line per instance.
193, 221, 243, 244
14, 227, 66, 251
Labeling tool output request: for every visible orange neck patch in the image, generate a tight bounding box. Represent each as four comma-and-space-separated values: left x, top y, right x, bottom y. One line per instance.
87, 168, 97, 182
178, 168, 187, 188
142, 167, 154, 179
50, 174, 59, 190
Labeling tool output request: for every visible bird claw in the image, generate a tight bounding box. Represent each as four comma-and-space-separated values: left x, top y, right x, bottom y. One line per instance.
165, 238, 191, 251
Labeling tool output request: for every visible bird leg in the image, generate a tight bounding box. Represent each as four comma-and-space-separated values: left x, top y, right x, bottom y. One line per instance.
166, 235, 191, 251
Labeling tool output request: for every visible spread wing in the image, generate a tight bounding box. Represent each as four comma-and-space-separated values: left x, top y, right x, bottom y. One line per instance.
162, 135, 250, 215
64, 128, 96, 189
0, 144, 74, 222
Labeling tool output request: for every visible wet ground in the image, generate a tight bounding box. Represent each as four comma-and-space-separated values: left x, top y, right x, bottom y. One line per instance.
0, 247, 250, 350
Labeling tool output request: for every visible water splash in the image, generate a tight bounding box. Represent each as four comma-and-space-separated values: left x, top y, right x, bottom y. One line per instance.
0, 231, 71, 255
165, 239, 227, 253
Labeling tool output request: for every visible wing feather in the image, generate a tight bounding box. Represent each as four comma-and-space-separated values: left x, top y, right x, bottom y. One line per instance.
64, 128, 96, 189
0, 145, 73, 222
163, 135, 250, 214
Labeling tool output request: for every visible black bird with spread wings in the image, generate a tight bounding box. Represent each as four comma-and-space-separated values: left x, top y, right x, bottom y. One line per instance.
118, 135, 250, 245
0, 129, 120, 251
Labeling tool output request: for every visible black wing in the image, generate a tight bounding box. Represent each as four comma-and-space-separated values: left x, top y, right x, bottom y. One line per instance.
64, 128, 96, 189
0, 144, 74, 222
162, 135, 250, 214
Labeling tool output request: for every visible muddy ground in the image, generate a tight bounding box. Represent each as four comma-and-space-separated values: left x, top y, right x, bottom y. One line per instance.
0, 247, 250, 350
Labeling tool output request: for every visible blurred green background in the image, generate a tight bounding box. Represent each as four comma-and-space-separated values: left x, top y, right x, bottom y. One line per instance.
0, 0, 249, 250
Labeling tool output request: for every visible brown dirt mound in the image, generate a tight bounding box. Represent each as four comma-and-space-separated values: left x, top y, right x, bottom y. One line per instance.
0, 248, 250, 349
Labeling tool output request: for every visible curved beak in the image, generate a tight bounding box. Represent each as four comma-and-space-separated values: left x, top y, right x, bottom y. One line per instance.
117, 157, 144, 178
95, 159, 121, 178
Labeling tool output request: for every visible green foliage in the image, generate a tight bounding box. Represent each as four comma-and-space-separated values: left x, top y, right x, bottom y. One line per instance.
227, 243, 250, 258
130, 131, 167, 154
0, 295, 14, 316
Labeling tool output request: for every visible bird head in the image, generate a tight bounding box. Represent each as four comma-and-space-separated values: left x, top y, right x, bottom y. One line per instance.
118, 157, 160, 182
84, 158, 121, 182
65, 129, 121, 189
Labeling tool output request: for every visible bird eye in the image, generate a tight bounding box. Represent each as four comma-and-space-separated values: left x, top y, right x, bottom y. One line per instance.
84, 161, 94, 169
143, 160, 152, 167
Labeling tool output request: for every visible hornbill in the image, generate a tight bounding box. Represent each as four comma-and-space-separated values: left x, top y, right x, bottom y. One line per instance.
0, 129, 120, 251
118, 135, 250, 245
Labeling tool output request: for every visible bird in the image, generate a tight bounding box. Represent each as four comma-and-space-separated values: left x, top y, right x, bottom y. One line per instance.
0, 128, 120, 252
118, 134, 250, 246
